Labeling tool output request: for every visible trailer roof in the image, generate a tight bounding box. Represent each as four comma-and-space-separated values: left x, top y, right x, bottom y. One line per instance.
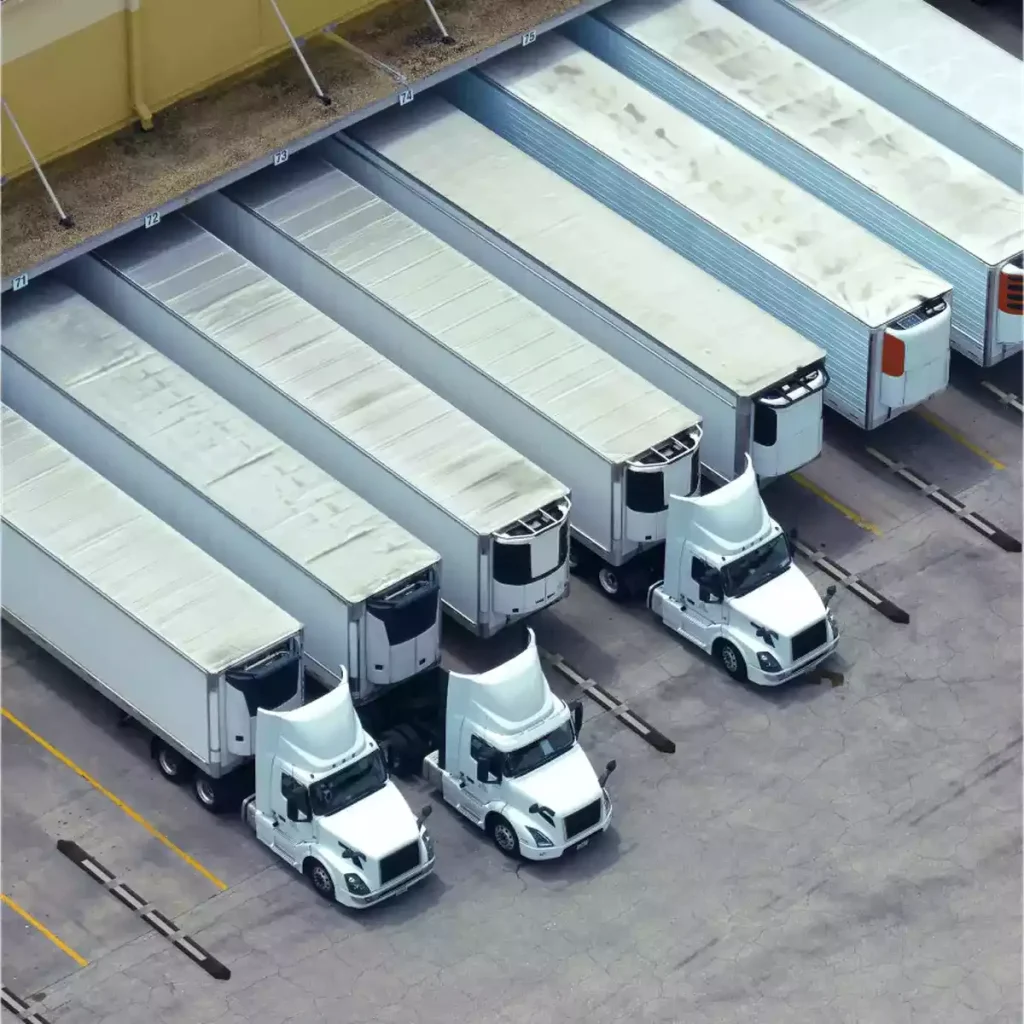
1, 405, 301, 675
479, 33, 952, 327
95, 216, 568, 535
0, 280, 440, 605
596, 0, 1024, 267
351, 95, 826, 396
750, 0, 1024, 155
230, 155, 701, 461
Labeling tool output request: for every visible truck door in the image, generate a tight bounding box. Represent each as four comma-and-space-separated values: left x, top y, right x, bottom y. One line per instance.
675, 555, 725, 651
271, 769, 313, 867
444, 733, 495, 826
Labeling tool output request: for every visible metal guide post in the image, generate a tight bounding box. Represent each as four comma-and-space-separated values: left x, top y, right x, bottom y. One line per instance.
264, 0, 332, 106
1, 99, 73, 228
421, 0, 454, 43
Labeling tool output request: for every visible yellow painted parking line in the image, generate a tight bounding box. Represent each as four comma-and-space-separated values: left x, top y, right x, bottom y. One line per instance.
790, 473, 884, 537
915, 408, 1006, 471
1, 893, 88, 967
1, 708, 228, 891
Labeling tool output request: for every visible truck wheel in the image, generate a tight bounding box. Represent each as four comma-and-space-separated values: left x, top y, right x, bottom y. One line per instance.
305, 859, 336, 902
154, 742, 189, 784
715, 640, 748, 683
192, 773, 228, 814
597, 567, 627, 602
488, 815, 521, 859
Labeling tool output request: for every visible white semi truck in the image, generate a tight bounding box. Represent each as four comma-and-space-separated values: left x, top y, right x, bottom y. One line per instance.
568, 0, 1024, 367
339, 95, 827, 485
449, 32, 958, 428
186, 157, 703, 602
63, 220, 573, 638
651, 457, 839, 686
1, 406, 437, 910
721, 0, 1024, 192
1, 279, 444, 703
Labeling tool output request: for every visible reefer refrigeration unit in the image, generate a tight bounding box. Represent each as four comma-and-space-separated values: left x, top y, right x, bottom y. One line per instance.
448, 34, 956, 427
62, 221, 572, 637
567, 0, 1023, 365
1, 403, 305, 804
340, 95, 827, 483
1, 279, 442, 700
190, 157, 703, 601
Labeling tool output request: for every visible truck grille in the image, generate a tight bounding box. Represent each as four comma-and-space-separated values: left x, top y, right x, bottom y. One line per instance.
380, 841, 420, 885
792, 619, 828, 662
564, 799, 602, 840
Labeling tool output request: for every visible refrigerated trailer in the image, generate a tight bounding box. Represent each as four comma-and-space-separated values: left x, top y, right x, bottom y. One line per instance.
62, 219, 572, 637
720, 0, 1024, 192
188, 158, 702, 601
1, 404, 307, 811
341, 95, 827, 483
1, 279, 444, 701
448, 35, 956, 429
566, 0, 1024, 366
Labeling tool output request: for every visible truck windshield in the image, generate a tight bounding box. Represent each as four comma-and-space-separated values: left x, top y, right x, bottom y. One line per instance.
308, 750, 388, 817
503, 720, 575, 778
721, 534, 792, 598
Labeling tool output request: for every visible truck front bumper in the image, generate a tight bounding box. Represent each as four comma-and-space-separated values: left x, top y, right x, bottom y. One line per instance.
519, 794, 613, 862
341, 855, 436, 910
748, 631, 841, 687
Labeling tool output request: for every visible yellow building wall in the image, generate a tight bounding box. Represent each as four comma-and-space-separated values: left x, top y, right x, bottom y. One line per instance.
1, 0, 391, 180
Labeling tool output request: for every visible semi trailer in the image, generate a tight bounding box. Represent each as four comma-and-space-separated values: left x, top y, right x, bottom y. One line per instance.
1, 279, 444, 701
720, 0, 1024, 191
339, 96, 827, 484
446, 34, 957, 429
63, 220, 573, 638
2, 405, 438, 906
567, 0, 1024, 366
187, 158, 703, 602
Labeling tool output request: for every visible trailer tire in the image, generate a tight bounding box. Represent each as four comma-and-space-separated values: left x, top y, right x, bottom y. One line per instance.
305, 858, 336, 902
597, 567, 628, 603
488, 814, 521, 859
192, 773, 230, 814
714, 640, 748, 683
153, 740, 190, 784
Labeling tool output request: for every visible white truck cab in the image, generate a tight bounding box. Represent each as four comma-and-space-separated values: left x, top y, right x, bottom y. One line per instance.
244, 674, 435, 908
424, 630, 616, 860
650, 458, 839, 686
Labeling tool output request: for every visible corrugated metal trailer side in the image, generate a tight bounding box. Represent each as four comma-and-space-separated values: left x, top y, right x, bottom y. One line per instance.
192, 155, 702, 599
720, 0, 1024, 191
1, 403, 303, 778
2, 278, 441, 699
567, 0, 1024, 366
65, 219, 572, 638
451, 35, 953, 429
342, 95, 827, 482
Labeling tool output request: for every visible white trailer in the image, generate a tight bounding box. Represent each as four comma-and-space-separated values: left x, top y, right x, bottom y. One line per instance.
448, 34, 957, 429
720, 0, 1024, 192
1, 279, 444, 701
3, 407, 437, 905
187, 158, 702, 602
63, 218, 572, 637
1, 404, 306, 812
566, 0, 1024, 367
341, 95, 827, 484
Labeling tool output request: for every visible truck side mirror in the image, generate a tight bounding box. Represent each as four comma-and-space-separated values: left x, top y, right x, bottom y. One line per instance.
286, 799, 310, 823
824, 584, 837, 608
417, 804, 432, 828
699, 585, 723, 604
569, 698, 584, 737
477, 754, 502, 784
599, 759, 617, 787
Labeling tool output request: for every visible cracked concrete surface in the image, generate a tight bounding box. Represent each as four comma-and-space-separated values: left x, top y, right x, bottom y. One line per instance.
2, 349, 1020, 1023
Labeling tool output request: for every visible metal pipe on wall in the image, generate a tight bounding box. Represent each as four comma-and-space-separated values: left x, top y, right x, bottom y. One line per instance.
126, 0, 154, 130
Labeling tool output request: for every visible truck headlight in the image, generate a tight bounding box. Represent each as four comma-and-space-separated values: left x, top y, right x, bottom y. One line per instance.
344, 873, 370, 896
757, 651, 782, 673
421, 828, 435, 859
526, 826, 554, 848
